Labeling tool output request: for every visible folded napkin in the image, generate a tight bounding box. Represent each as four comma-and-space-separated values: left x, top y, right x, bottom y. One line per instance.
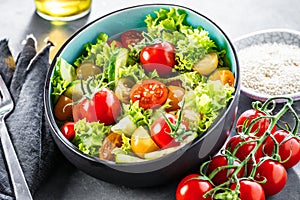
0, 36, 58, 199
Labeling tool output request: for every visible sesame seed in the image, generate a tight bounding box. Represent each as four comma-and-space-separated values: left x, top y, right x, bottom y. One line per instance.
238, 43, 300, 95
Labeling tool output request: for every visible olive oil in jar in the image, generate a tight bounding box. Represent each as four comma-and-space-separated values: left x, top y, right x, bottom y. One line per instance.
34, 0, 92, 21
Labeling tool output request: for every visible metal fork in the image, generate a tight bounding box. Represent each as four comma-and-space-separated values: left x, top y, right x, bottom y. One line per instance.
0, 75, 33, 200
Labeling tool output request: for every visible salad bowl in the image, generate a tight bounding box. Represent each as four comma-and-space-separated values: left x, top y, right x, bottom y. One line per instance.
44, 4, 240, 187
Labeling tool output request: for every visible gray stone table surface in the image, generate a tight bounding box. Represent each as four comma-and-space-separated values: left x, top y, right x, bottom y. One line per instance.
1, 0, 299, 199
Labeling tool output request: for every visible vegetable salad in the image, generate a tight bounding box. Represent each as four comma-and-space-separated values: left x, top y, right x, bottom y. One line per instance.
51, 8, 235, 163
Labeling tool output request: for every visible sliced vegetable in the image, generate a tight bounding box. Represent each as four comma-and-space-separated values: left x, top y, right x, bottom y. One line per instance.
111, 115, 137, 137
209, 68, 235, 87
114, 77, 135, 104
165, 85, 185, 112
131, 126, 159, 158
99, 132, 123, 161
130, 79, 168, 110
193, 52, 218, 76
76, 62, 102, 80
115, 153, 145, 163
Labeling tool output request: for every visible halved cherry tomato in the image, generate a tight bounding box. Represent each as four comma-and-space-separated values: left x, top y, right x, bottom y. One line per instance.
150, 113, 188, 148
206, 155, 245, 186
264, 129, 300, 169
230, 180, 265, 200
254, 159, 287, 196
121, 30, 143, 48
236, 109, 276, 137
130, 79, 168, 110
176, 174, 213, 200
60, 122, 75, 141
209, 68, 235, 87
165, 85, 185, 112
54, 95, 73, 121
73, 88, 121, 125
140, 41, 176, 77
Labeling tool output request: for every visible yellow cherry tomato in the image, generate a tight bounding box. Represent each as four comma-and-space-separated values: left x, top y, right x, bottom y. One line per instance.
131, 126, 160, 158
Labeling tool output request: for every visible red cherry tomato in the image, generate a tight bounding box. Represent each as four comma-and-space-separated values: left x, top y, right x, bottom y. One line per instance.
140, 41, 176, 77
73, 88, 121, 125
206, 155, 245, 186
150, 113, 188, 148
255, 160, 287, 196
264, 129, 300, 169
226, 135, 263, 163
60, 122, 75, 141
176, 174, 213, 200
130, 79, 168, 110
236, 109, 275, 137
121, 30, 143, 48
107, 40, 123, 48
230, 180, 265, 200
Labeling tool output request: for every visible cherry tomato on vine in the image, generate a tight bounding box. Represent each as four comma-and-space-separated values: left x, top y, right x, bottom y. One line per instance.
236, 109, 275, 137
73, 88, 121, 125
60, 122, 75, 141
206, 155, 245, 186
226, 135, 263, 162
121, 30, 143, 48
150, 113, 188, 148
230, 180, 265, 200
255, 159, 287, 196
264, 129, 300, 169
130, 79, 168, 110
140, 41, 176, 77
176, 174, 213, 200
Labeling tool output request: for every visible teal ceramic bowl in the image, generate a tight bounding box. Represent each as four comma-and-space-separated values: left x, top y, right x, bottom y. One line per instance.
45, 4, 240, 187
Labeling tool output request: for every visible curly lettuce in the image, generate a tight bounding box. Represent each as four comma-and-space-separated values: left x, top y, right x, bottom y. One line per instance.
122, 101, 153, 127
73, 119, 111, 156
144, 8, 219, 73
185, 80, 234, 133
51, 57, 76, 103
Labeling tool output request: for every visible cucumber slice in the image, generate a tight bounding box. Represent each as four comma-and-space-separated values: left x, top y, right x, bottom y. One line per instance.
115, 154, 145, 163
115, 48, 128, 81
58, 57, 76, 82
64, 80, 86, 101
144, 146, 180, 160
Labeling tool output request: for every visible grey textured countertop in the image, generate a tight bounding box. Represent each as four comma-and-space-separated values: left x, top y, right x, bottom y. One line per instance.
1, 0, 299, 199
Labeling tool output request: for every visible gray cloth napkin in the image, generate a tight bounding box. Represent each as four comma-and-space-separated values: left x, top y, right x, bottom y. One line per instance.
0, 36, 58, 200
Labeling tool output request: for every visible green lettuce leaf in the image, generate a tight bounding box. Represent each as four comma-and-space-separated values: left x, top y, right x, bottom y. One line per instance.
144, 8, 219, 73
51, 57, 76, 103
73, 119, 111, 156
122, 101, 153, 127
185, 80, 234, 133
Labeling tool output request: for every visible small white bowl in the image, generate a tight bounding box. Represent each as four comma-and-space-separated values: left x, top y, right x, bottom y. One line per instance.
234, 29, 300, 103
